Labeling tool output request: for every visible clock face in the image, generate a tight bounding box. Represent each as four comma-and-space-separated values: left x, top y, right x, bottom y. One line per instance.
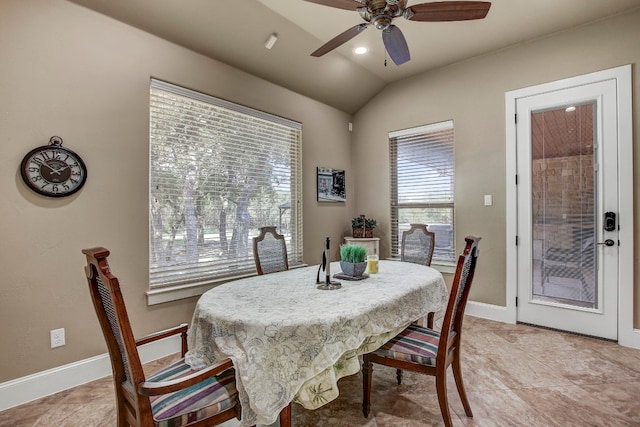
21, 145, 87, 197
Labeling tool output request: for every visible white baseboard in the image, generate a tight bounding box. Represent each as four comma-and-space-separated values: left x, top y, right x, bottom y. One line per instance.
466, 301, 640, 351
619, 328, 640, 349
0, 334, 181, 412
465, 300, 516, 324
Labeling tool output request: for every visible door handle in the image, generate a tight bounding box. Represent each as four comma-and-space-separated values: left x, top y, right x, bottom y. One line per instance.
597, 239, 615, 246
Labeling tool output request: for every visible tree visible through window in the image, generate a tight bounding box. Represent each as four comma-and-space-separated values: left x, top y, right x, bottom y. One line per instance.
149, 80, 303, 288
390, 120, 455, 262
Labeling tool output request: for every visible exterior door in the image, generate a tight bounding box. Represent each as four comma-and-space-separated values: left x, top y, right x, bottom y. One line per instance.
515, 79, 619, 340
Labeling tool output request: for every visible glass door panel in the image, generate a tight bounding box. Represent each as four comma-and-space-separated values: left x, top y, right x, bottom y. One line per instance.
531, 102, 597, 309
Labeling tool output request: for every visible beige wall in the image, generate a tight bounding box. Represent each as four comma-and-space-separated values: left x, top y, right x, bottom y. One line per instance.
2, 0, 639, 386
0, 0, 352, 382
352, 10, 640, 322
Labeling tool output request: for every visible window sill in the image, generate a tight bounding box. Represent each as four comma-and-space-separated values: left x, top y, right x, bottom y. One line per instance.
146, 274, 255, 306
431, 261, 456, 274
146, 263, 309, 305
386, 257, 456, 274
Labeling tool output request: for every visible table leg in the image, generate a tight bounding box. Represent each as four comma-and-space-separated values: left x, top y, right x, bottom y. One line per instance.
362, 356, 372, 418
279, 402, 292, 427
427, 312, 435, 328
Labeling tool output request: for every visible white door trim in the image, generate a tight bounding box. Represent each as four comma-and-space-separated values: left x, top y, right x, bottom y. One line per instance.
505, 64, 637, 348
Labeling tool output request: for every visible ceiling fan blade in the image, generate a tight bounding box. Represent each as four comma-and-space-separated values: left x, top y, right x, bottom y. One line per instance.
405, 1, 491, 21
304, 0, 364, 11
311, 24, 368, 57
382, 25, 410, 66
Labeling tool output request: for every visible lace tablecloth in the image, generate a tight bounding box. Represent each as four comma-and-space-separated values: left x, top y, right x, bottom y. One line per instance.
186, 260, 448, 426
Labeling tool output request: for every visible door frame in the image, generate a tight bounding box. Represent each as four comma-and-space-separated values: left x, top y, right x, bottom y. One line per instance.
505, 64, 637, 348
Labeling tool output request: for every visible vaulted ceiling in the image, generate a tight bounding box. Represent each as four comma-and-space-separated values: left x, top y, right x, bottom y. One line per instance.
67, 0, 640, 114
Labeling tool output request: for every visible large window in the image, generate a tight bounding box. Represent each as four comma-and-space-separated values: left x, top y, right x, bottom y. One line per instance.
149, 79, 303, 289
390, 120, 455, 262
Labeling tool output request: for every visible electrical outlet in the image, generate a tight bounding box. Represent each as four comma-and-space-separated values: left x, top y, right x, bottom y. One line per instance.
51, 328, 65, 348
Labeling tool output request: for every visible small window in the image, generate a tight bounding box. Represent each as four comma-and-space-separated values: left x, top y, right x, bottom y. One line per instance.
390, 120, 455, 262
149, 79, 303, 289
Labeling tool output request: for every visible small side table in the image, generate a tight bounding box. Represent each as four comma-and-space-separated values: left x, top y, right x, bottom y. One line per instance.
344, 237, 380, 256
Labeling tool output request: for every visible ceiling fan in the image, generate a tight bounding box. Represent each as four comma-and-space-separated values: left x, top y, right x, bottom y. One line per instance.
307, 0, 491, 66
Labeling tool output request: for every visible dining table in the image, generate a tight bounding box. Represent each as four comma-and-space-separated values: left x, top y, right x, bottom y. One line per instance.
185, 260, 448, 426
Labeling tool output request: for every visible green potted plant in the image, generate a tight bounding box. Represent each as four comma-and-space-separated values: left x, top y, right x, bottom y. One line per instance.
340, 244, 368, 277
352, 214, 377, 238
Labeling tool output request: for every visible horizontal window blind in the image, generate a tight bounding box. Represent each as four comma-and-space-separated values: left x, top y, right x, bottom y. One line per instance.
390, 121, 455, 261
149, 79, 303, 288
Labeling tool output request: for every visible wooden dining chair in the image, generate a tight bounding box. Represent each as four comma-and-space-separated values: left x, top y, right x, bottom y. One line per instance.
82, 247, 245, 427
401, 223, 436, 266
402, 223, 437, 328
362, 236, 481, 427
252, 226, 289, 275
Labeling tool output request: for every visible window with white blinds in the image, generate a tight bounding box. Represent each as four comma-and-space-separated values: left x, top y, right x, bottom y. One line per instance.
149, 79, 303, 288
390, 120, 455, 262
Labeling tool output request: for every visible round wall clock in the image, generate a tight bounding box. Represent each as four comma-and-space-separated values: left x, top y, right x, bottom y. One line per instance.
20, 136, 87, 197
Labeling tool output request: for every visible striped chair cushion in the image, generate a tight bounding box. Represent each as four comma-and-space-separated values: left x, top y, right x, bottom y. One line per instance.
373, 323, 455, 367
148, 358, 238, 427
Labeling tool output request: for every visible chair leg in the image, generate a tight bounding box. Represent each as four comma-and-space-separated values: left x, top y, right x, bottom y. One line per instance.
452, 355, 473, 417
396, 368, 403, 384
362, 356, 373, 418
435, 369, 453, 427
117, 405, 128, 427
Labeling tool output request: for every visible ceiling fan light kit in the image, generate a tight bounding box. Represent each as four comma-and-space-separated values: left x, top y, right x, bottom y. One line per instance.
306, 0, 491, 66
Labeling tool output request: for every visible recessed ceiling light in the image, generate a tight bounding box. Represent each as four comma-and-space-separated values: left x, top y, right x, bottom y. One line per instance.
565, 106, 576, 112
354, 47, 368, 55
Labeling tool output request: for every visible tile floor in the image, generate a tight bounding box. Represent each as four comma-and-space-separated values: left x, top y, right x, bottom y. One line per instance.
1, 316, 639, 426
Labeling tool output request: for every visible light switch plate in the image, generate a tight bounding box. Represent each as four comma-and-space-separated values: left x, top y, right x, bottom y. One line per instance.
484, 194, 493, 206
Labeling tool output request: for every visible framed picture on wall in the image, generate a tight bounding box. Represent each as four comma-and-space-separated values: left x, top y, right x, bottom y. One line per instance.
317, 167, 346, 202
